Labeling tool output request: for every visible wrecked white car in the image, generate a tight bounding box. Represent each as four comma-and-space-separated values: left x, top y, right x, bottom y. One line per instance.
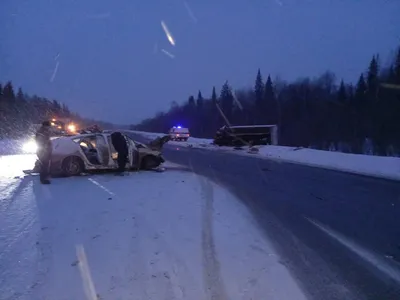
25, 133, 169, 176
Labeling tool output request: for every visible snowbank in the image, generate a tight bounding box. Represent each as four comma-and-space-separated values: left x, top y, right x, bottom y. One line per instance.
0, 154, 37, 178
252, 146, 400, 181
132, 131, 400, 181
0, 157, 306, 300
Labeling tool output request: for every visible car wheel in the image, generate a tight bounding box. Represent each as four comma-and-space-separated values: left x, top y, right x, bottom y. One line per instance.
62, 156, 84, 176
141, 156, 160, 170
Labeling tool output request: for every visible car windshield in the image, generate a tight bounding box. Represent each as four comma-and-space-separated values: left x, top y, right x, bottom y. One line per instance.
2, 2, 400, 300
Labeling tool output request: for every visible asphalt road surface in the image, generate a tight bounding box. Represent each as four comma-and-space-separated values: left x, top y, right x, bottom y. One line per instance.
130, 133, 400, 300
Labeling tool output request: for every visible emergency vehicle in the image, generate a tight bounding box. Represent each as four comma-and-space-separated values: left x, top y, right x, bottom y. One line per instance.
168, 126, 190, 141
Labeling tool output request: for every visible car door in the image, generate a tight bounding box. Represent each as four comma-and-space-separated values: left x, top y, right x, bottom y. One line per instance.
126, 137, 138, 168
75, 138, 94, 164
106, 135, 119, 168
95, 134, 111, 167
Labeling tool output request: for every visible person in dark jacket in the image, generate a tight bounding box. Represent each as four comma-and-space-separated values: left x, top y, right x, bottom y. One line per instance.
35, 121, 53, 184
110, 131, 129, 175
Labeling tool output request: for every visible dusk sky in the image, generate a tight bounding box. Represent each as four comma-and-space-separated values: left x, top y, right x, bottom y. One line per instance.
1, 0, 399, 124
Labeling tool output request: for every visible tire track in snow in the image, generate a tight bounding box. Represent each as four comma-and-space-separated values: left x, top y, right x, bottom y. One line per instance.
127, 200, 199, 299
86, 173, 201, 299
199, 176, 228, 300
0, 178, 31, 214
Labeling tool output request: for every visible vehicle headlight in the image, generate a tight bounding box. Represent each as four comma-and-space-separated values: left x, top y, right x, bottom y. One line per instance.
23, 140, 38, 153
67, 124, 76, 132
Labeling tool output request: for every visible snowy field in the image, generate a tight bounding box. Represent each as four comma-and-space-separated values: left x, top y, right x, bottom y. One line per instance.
0, 153, 306, 300
132, 131, 400, 181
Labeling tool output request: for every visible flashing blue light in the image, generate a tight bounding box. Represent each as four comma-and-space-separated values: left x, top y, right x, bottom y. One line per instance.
177, 126, 182, 128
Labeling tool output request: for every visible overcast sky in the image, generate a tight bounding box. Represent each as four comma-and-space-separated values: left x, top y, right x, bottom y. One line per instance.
1, 0, 399, 124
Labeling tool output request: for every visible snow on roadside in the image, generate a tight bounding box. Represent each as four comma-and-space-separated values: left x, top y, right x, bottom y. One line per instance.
251, 145, 400, 181
132, 131, 400, 181
0, 154, 37, 178
0, 154, 41, 300
0, 155, 307, 300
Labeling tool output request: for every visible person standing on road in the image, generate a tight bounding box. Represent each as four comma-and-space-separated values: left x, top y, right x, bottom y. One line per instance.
35, 121, 53, 184
111, 131, 129, 175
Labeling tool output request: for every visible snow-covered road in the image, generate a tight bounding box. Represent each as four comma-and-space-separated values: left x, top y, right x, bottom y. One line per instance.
0, 154, 306, 300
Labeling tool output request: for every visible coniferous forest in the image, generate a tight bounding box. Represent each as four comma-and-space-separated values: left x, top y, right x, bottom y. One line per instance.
2, 47, 400, 156
0, 82, 115, 139
133, 47, 400, 156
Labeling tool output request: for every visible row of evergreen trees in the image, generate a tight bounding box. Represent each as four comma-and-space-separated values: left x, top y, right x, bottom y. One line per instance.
0, 82, 115, 138
0, 82, 71, 138
133, 46, 400, 156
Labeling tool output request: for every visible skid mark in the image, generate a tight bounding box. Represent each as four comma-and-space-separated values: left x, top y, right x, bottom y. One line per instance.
199, 177, 228, 300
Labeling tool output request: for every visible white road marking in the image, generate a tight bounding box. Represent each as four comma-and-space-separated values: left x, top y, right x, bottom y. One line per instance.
304, 216, 400, 284
76, 244, 98, 300
88, 178, 115, 196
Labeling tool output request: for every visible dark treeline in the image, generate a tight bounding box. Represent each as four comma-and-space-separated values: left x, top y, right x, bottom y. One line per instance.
133, 47, 400, 156
0, 81, 115, 139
